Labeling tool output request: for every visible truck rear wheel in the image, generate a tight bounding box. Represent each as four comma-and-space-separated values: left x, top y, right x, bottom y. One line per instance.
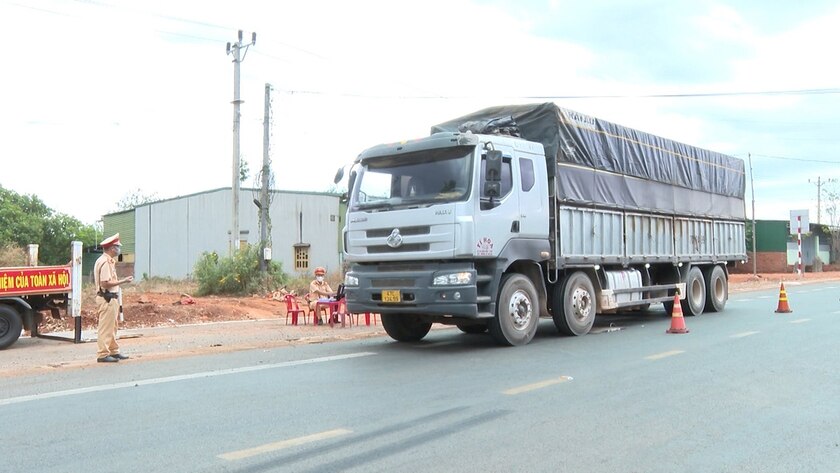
489, 273, 539, 346
552, 271, 596, 336
381, 314, 432, 342
0, 305, 23, 350
683, 266, 707, 316
703, 265, 727, 312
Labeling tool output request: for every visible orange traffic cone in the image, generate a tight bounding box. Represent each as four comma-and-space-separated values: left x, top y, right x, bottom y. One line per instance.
774, 282, 793, 313
666, 293, 689, 334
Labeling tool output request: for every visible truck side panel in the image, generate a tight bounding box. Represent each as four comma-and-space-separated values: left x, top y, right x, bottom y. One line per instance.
714, 220, 747, 260
675, 218, 714, 260
625, 213, 674, 262
557, 207, 623, 263
555, 205, 746, 267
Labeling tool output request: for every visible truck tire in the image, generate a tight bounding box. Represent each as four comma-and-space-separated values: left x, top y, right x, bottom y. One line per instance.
457, 323, 487, 334
381, 314, 432, 342
0, 305, 23, 350
552, 271, 596, 336
703, 265, 728, 312
683, 266, 707, 317
488, 273, 539, 346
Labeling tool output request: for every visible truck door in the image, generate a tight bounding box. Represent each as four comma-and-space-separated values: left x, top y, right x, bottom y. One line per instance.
516, 155, 548, 239
474, 152, 518, 257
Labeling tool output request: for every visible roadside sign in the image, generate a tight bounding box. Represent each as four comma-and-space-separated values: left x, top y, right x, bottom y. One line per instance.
789, 210, 809, 235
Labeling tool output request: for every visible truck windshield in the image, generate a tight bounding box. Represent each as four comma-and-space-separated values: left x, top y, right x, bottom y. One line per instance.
351, 145, 474, 211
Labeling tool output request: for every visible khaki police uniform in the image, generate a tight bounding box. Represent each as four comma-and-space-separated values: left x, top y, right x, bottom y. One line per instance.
94, 252, 121, 359
308, 279, 334, 310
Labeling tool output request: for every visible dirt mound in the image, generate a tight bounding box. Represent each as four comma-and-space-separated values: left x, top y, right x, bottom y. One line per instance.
40, 292, 290, 333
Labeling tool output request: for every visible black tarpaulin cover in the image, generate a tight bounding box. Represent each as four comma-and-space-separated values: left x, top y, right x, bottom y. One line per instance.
431, 103, 746, 220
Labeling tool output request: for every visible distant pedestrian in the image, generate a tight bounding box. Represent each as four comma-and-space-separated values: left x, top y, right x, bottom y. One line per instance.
93, 233, 133, 363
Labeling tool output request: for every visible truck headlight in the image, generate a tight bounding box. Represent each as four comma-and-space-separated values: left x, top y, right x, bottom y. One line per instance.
344, 274, 359, 286
433, 272, 472, 286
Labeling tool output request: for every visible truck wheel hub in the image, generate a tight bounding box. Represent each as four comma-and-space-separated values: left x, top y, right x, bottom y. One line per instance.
508, 291, 532, 330
572, 288, 592, 321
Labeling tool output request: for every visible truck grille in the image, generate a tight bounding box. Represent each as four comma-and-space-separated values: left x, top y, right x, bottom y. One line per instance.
371, 278, 416, 288
367, 243, 430, 254
366, 226, 430, 238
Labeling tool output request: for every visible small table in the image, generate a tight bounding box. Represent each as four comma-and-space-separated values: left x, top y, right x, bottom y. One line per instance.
314, 300, 343, 327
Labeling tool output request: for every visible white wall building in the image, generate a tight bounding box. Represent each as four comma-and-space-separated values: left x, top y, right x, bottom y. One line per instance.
105, 187, 343, 280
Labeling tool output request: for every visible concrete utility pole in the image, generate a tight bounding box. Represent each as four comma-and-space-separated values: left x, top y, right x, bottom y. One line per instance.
259, 83, 271, 272
809, 176, 837, 224
748, 153, 757, 276
226, 29, 256, 255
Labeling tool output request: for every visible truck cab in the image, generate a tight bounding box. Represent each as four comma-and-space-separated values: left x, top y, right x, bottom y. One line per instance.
343, 132, 549, 344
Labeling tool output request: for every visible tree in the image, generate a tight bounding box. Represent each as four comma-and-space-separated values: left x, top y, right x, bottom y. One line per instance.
823, 182, 840, 264
0, 185, 98, 264
114, 188, 160, 212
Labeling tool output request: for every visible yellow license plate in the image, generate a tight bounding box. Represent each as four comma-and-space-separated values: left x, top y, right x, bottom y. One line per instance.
381, 290, 401, 303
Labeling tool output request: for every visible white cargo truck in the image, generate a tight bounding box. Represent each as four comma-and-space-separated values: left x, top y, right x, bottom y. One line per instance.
338, 103, 747, 346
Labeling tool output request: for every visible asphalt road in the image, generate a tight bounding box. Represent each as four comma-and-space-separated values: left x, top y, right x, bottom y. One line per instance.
1, 281, 839, 472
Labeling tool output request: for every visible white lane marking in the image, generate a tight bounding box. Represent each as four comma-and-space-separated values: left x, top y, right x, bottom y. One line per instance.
832, 310, 840, 315
733, 299, 754, 303
731, 331, 760, 338
645, 350, 685, 361
0, 352, 376, 407
790, 319, 811, 324
503, 376, 573, 395
756, 296, 774, 300
218, 429, 352, 461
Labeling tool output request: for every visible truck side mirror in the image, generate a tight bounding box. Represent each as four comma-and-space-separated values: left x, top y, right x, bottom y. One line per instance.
484, 150, 502, 197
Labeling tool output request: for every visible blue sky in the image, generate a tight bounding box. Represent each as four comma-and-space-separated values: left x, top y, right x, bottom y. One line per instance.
1, 0, 838, 226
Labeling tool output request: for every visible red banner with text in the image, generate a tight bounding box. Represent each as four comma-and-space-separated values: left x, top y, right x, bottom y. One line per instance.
0, 266, 72, 297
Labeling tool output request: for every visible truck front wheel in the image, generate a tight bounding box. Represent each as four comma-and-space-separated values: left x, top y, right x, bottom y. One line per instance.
489, 273, 539, 346
0, 305, 23, 350
552, 271, 596, 336
381, 314, 432, 342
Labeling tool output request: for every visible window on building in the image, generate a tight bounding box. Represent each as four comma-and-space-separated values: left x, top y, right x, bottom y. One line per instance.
294, 246, 310, 271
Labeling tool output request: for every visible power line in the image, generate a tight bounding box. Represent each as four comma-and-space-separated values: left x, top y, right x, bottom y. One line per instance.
750, 154, 839, 164
272, 86, 840, 101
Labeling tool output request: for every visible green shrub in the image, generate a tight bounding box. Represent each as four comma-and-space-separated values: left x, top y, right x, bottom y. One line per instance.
193, 245, 287, 296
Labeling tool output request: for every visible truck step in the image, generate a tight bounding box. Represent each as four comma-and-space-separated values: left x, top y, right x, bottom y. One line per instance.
476, 274, 493, 284
476, 296, 492, 304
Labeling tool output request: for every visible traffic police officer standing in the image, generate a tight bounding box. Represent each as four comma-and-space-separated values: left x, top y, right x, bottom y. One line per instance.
94, 233, 133, 363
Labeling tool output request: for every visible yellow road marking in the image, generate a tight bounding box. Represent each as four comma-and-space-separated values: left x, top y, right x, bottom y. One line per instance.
503, 376, 573, 395
645, 350, 685, 360
218, 429, 352, 461
790, 318, 811, 324
731, 331, 760, 338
